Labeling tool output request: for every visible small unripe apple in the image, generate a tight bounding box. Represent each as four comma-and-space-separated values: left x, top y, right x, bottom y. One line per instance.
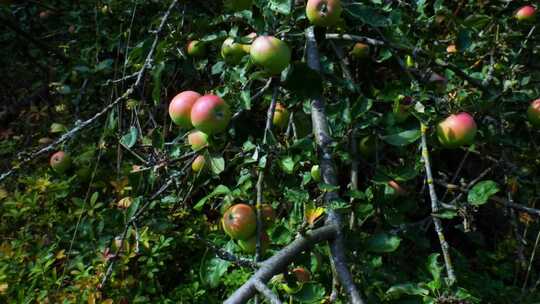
221, 37, 249, 64
187, 130, 209, 151
260, 204, 275, 227
306, 0, 342, 27
250, 36, 291, 75
527, 99, 540, 127
192, 155, 206, 172
350, 43, 369, 59
50, 151, 71, 173
222, 204, 257, 240
169, 90, 201, 128
237, 231, 270, 254
515, 5, 536, 22
186, 40, 206, 57
191, 95, 231, 134
358, 135, 377, 159
310, 165, 321, 182
436, 112, 477, 148
272, 103, 289, 129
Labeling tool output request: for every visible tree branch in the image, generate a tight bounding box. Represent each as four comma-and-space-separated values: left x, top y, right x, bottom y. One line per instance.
420, 124, 457, 283
0, 0, 179, 183
306, 26, 365, 304
253, 279, 283, 304
223, 225, 338, 304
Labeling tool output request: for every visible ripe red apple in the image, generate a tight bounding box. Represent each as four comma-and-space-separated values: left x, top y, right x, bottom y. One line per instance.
250, 36, 291, 75
169, 90, 201, 128
191, 95, 231, 134
310, 165, 321, 182
350, 43, 369, 59
186, 40, 206, 57
527, 99, 540, 127
237, 231, 270, 254
192, 155, 206, 172
221, 37, 249, 64
222, 204, 257, 240
260, 204, 275, 227
515, 5, 536, 22
292, 267, 311, 283
388, 180, 407, 196
306, 0, 342, 27
187, 130, 209, 151
436, 112, 477, 148
50, 151, 71, 173
273, 103, 289, 129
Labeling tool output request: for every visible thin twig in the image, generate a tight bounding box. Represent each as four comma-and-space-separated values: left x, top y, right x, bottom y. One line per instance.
420, 124, 457, 283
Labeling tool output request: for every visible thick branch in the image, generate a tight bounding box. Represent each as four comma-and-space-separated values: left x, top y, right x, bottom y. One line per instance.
253, 280, 283, 304
224, 225, 338, 304
306, 26, 365, 304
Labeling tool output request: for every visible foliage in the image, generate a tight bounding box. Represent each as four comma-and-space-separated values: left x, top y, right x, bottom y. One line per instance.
1, 0, 540, 303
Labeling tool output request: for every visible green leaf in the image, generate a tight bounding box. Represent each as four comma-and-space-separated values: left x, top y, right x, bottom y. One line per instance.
366, 233, 401, 253
467, 180, 499, 206
382, 129, 421, 146
268, 0, 291, 15
284, 62, 323, 98
279, 156, 296, 174
426, 253, 442, 283
209, 156, 225, 175
152, 61, 165, 105
293, 283, 326, 303
202, 256, 230, 288
386, 283, 430, 298
120, 126, 139, 149
194, 185, 230, 211
344, 4, 390, 27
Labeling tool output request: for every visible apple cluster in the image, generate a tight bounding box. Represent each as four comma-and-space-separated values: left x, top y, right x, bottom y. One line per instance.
221, 203, 275, 254
168, 91, 231, 172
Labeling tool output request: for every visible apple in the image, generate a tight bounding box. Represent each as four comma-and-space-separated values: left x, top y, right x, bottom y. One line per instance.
222, 204, 257, 240
436, 112, 477, 148
358, 135, 377, 159
250, 36, 291, 75
393, 96, 413, 123
515, 5, 536, 22
237, 231, 270, 254
39, 10, 51, 19
221, 37, 249, 64
306, 0, 342, 27
447, 44, 457, 53
227, 0, 252, 11
50, 151, 71, 173
169, 90, 201, 128
192, 155, 206, 172
527, 99, 540, 127
272, 103, 289, 129
187, 130, 209, 151
310, 165, 321, 182
388, 180, 407, 196
186, 40, 206, 57
292, 267, 311, 283
260, 204, 275, 227
350, 43, 369, 59
191, 95, 231, 134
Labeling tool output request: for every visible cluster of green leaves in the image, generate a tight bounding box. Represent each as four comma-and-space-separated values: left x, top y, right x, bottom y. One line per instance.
1, 0, 540, 303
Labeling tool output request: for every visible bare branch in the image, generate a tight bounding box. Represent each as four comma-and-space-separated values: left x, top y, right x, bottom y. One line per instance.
253, 280, 283, 304
420, 124, 457, 283
224, 225, 338, 304
306, 26, 365, 304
